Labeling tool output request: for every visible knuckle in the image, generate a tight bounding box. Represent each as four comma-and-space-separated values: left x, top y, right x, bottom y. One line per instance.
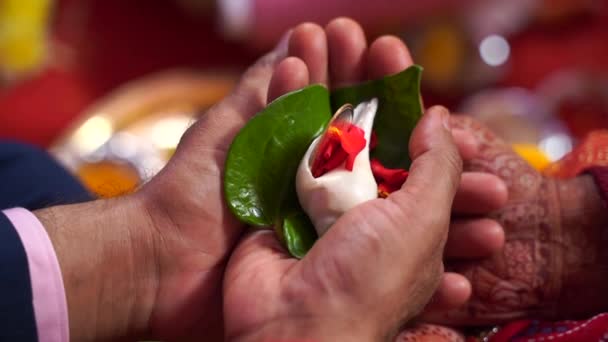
441, 148, 463, 184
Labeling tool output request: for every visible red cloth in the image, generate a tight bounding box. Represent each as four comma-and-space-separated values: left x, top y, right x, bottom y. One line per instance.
544, 130, 608, 178
491, 313, 608, 342
588, 166, 608, 204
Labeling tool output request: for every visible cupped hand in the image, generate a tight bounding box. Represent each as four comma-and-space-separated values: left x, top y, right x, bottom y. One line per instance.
425, 116, 608, 325
224, 105, 462, 342
274, 19, 510, 314
223, 19, 463, 341
130, 30, 294, 340
132, 17, 507, 341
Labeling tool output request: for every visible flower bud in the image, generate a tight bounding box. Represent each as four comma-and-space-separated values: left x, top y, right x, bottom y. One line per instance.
296, 98, 379, 236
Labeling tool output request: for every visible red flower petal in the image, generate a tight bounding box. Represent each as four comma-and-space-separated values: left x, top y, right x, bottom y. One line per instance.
370, 131, 378, 150
320, 148, 348, 176
371, 159, 409, 197
345, 153, 356, 171
311, 122, 367, 178
340, 125, 366, 154
371, 159, 409, 184
322, 139, 337, 160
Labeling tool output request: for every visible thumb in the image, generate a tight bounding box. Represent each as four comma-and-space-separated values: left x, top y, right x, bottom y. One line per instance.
400, 106, 462, 211
286, 107, 461, 324
365, 105, 462, 249
224, 230, 293, 286
315, 106, 462, 258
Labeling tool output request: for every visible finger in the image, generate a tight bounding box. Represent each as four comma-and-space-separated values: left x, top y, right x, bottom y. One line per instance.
445, 219, 504, 258
453, 172, 508, 214
230, 230, 288, 264
224, 230, 292, 286
223, 230, 298, 321
449, 115, 505, 150
452, 128, 478, 161
185, 30, 292, 152
188, 31, 291, 146
226, 30, 292, 114
424, 272, 471, 312
392, 106, 462, 219
325, 17, 367, 88
366, 35, 413, 79
302, 106, 460, 323
288, 23, 328, 85
267, 57, 310, 103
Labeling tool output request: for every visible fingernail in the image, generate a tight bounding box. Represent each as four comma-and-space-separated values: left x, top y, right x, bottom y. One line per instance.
428, 106, 451, 131
274, 29, 292, 56
440, 107, 451, 131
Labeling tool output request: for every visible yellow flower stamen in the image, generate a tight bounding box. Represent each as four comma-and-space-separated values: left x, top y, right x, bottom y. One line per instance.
327, 126, 342, 137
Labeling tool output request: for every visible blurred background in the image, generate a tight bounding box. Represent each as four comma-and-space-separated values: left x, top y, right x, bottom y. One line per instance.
1, 0, 607, 197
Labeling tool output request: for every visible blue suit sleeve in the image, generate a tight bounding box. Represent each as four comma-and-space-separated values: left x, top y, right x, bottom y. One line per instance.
0, 141, 92, 211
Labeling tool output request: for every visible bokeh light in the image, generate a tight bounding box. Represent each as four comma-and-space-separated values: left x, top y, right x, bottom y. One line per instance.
479, 34, 510, 67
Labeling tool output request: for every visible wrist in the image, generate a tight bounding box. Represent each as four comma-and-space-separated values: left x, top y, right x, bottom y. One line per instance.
556, 175, 608, 317
34, 194, 159, 341
230, 318, 378, 342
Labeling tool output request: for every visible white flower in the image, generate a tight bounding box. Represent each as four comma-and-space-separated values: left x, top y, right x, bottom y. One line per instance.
296, 98, 379, 236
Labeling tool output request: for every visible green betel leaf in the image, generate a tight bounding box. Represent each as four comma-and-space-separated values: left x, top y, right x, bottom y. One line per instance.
224, 65, 423, 259
331, 65, 423, 169
278, 211, 318, 259
224, 85, 332, 227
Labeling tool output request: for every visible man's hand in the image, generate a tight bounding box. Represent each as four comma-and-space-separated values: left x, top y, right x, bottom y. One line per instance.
224, 104, 462, 341
222, 19, 463, 341
34, 27, 294, 342
34, 18, 507, 342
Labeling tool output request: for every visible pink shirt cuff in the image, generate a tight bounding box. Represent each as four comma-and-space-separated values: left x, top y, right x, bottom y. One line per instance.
3, 208, 69, 342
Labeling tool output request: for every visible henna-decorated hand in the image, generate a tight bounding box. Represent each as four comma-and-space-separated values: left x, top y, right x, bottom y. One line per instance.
426, 116, 608, 325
